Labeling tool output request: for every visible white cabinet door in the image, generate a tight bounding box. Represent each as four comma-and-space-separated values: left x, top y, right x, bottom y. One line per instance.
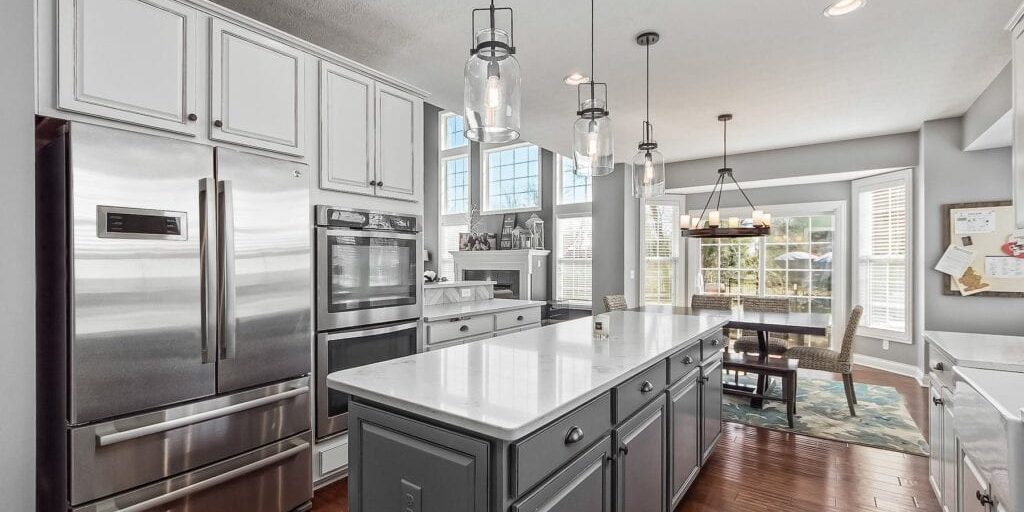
210, 18, 305, 156
57, 0, 199, 135
929, 385, 944, 502
1013, 19, 1024, 229
319, 62, 375, 196
941, 390, 957, 512
961, 454, 992, 512
374, 82, 421, 201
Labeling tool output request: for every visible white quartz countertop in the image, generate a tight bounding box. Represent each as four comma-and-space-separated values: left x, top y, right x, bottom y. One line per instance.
423, 280, 496, 289
422, 298, 546, 322
955, 367, 1024, 423
924, 330, 1024, 372
328, 311, 729, 440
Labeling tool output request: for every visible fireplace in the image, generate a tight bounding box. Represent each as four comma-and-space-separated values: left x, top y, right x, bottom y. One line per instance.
463, 269, 520, 299
450, 249, 550, 302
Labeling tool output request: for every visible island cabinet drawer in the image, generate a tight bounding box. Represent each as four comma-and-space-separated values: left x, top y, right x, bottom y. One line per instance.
426, 315, 493, 345
700, 334, 727, 361
511, 435, 613, 512
928, 345, 956, 389
614, 360, 668, 422
510, 392, 613, 497
495, 307, 541, 331
667, 343, 702, 384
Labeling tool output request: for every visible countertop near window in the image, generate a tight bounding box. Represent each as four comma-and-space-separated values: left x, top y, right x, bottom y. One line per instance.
421, 298, 545, 322
327, 311, 728, 440
422, 280, 496, 289
924, 330, 1024, 373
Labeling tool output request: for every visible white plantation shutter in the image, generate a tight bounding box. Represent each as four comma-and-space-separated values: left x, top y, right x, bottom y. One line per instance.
644, 204, 677, 305
556, 216, 593, 304
854, 171, 911, 340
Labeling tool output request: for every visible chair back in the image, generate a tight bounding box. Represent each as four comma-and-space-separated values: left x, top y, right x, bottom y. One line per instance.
690, 294, 731, 310
603, 295, 628, 311
837, 305, 864, 363
740, 296, 789, 313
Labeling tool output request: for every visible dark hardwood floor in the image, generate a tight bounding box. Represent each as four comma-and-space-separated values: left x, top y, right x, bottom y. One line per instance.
312, 365, 935, 512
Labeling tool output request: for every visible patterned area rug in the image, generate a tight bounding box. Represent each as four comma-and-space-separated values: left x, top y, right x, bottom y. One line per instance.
722, 375, 929, 455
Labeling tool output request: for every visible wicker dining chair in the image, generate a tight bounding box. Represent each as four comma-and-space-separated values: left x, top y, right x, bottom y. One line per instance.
690, 294, 732, 310
731, 296, 791, 356
785, 305, 864, 416
603, 295, 628, 312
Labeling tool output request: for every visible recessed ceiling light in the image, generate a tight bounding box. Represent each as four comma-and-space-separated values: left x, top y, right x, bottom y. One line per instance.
563, 73, 590, 86
823, 0, 866, 17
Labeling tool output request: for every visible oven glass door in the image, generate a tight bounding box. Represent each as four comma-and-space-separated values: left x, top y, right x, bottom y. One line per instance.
317, 321, 418, 438
325, 230, 417, 313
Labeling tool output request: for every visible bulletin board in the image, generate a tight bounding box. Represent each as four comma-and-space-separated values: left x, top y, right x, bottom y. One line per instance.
941, 201, 1024, 297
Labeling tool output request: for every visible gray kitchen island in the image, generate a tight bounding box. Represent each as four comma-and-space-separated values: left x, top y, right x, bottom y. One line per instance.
327, 310, 730, 512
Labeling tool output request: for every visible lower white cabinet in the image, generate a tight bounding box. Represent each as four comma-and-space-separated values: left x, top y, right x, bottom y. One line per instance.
929, 384, 945, 501
962, 454, 995, 512
930, 379, 960, 512
423, 305, 542, 350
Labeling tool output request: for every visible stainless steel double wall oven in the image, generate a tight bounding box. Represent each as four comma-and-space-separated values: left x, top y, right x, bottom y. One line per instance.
315, 206, 422, 439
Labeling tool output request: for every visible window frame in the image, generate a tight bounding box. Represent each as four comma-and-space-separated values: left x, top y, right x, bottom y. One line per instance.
555, 154, 592, 206
437, 112, 471, 280
553, 153, 593, 309
480, 141, 543, 215
640, 196, 685, 307
851, 169, 913, 344
684, 200, 848, 349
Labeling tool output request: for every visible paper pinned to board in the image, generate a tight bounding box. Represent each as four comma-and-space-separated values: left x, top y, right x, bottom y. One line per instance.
956, 267, 991, 295
985, 256, 1024, 279
934, 245, 975, 277
953, 210, 996, 234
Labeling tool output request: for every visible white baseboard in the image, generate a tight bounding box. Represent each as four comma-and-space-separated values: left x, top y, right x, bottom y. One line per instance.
853, 354, 925, 386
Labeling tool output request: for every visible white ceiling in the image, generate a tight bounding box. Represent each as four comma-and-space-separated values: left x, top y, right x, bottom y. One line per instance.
211, 0, 1020, 162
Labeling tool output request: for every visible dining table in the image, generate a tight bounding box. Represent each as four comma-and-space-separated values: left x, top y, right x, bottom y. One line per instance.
633, 305, 832, 407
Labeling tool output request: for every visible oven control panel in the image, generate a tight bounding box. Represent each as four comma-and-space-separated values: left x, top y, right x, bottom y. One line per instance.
316, 206, 420, 233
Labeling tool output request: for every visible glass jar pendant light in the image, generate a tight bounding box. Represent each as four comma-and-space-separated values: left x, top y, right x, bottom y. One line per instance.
572, 0, 614, 177
464, 0, 521, 144
631, 31, 665, 198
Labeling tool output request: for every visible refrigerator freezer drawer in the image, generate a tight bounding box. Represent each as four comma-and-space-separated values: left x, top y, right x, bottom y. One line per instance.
73, 431, 313, 512
70, 377, 310, 505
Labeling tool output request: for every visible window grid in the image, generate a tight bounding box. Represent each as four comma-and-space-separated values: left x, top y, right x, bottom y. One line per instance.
442, 156, 469, 215
856, 182, 909, 335
439, 224, 468, 280
556, 216, 593, 304
644, 204, 677, 305
484, 144, 541, 212
442, 113, 468, 150
559, 156, 592, 205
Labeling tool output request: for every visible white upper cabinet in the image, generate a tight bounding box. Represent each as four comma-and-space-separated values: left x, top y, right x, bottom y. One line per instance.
374, 83, 422, 201
57, 0, 199, 135
1012, 11, 1024, 228
319, 62, 375, 196
210, 19, 305, 156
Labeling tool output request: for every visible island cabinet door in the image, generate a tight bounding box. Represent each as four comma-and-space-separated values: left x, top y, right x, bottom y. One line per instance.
614, 397, 667, 512
349, 402, 489, 512
928, 384, 944, 500
668, 370, 701, 509
940, 388, 957, 512
511, 436, 614, 512
700, 356, 724, 464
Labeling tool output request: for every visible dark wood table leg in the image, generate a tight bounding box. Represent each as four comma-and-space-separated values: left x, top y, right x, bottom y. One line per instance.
749, 330, 769, 408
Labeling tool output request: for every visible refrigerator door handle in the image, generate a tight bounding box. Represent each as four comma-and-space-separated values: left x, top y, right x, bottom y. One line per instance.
105, 441, 308, 512
199, 178, 218, 364
96, 386, 309, 447
217, 179, 237, 361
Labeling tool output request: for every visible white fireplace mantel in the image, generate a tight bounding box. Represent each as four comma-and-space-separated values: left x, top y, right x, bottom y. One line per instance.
450, 250, 550, 301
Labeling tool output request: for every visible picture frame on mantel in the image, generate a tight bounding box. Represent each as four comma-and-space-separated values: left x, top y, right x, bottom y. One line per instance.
941, 200, 1024, 297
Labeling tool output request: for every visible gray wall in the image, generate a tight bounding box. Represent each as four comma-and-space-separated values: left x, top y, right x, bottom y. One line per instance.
592, 164, 629, 313
920, 117, 1019, 336
963, 63, 1012, 151
423, 104, 442, 273
1, 0, 36, 507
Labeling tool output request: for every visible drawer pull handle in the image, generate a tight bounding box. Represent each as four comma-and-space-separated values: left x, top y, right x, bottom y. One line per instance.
516, 315, 524, 321
932, 397, 944, 406
682, 356, 694, 365
640, 381, 654, 393
564, 426, 584, 445
976, 490, 994, 506
460, 325, 469, 332
933, 362, 945, 371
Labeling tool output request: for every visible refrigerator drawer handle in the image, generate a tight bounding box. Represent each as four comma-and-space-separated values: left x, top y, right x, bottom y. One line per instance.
97, 386, 309, 447
112, 441, 308, 512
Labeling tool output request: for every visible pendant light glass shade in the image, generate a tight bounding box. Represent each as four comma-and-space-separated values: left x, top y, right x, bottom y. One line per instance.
573, 98, 615, 177
631, 147, 665, 198
464, 7, 521, 143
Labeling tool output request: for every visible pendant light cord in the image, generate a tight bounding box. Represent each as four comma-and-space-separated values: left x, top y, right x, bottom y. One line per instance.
590, 0, 596, 104
645, 42, 650, 139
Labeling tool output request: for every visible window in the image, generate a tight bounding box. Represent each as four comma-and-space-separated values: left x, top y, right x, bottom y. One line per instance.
643, 202, 679, 305
556, 216, 593, 305
852, 170, 912, 342
442, 113, 468, 150
442, 156, 469, 215
699, 237, 760, 297
558, 156, 591, 204
763, 215, 835, 313
438, 113, 471, 280
482, 143, 541, 212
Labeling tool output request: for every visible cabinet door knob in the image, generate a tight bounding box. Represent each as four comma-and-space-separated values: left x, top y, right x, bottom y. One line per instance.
932, 397, 944, 406
618, 445, 629, 456
369, 180, 378, 186
459, 325, 469, 332
516, 315, 524, 321
564, 426, 584, 445
710, 338, 721, 346
377, 181, 383, 187
213, 119, 223, 128
187, 113, 198, 121
682, 356, 694, 365
933, 362, 945, 371
701, 375, 711, 383
640, 381, 654, 393
976, 490, 994, 506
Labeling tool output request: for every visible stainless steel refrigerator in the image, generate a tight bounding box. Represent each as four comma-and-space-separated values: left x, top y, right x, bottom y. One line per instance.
36, 120, 314, 512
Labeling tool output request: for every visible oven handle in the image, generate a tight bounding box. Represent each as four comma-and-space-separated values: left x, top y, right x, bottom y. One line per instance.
322, 321, 420, 341
318, 226, 420, 240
